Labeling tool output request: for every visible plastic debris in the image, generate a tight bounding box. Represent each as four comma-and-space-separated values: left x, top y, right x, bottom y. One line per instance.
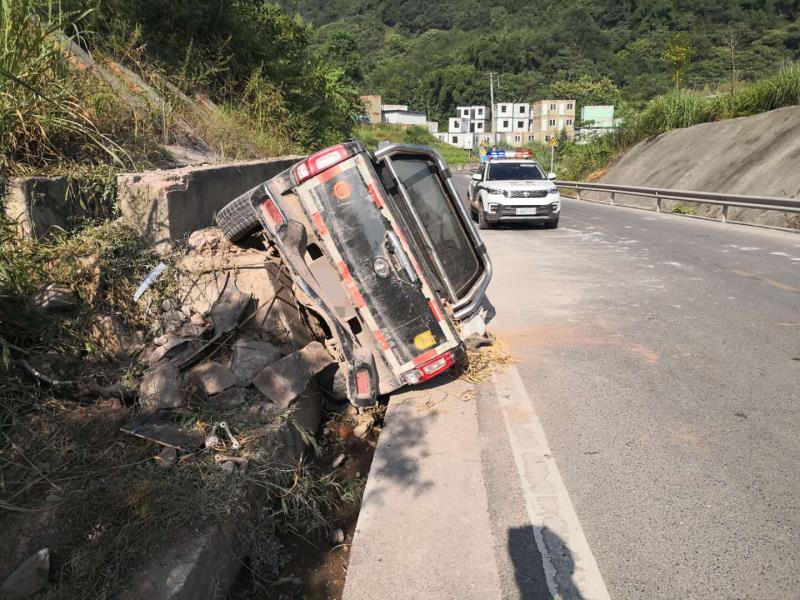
133, 262, 167, 301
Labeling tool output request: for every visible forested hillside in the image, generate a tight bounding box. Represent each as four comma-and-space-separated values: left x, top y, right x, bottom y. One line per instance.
280, 0, 800, 122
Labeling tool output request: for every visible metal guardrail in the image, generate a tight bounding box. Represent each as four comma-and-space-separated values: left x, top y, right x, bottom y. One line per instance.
555, 180, 800, 223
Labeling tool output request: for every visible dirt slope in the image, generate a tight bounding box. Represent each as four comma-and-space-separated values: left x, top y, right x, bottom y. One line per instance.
598, 105, 800, 228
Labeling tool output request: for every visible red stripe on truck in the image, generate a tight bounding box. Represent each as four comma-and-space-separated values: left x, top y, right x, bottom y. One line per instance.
311, 212, 328, 236
367, 183, 383, 208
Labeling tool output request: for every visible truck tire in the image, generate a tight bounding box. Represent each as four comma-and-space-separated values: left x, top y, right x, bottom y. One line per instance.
215, 192, 263, 242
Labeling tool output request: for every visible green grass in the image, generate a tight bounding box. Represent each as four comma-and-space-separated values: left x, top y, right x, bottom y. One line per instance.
353, 123, 476, 165
671, 203, 698, 215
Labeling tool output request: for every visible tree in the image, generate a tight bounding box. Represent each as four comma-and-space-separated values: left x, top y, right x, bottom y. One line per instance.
321, 30, 364, 85
550, 76, 623, 109
662, 32, 694, 89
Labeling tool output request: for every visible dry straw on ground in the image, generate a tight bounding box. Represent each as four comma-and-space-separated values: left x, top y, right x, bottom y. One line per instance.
456, 336, 515, 383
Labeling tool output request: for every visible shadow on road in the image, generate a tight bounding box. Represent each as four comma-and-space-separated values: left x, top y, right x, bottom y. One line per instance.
508, 525, 584, 600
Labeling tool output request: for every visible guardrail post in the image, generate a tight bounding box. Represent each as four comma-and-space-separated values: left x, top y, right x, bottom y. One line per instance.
655, 193, 661, 213
720, 205, 728, 223
576, 189, 582, 201
610, 192, 615, 206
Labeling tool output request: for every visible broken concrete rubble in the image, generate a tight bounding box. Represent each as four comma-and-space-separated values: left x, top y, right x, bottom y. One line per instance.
210, 282, 251, 336
187, 361, 236, 396
353, 414, 375, 440
252, 341, 333, 408
147, 336, 191, 364
89, 314, 138, 358
139, 363, 184, 409
115, 223, 356, 600
229, 336, 281, 386
0, 548, 50, 600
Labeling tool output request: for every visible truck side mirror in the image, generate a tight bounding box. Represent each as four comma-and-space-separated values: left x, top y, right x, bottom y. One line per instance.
547, 172, 557, 180
471, 173, 482, 181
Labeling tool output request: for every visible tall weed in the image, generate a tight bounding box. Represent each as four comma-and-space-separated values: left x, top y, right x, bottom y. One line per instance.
0, 0, 129, 173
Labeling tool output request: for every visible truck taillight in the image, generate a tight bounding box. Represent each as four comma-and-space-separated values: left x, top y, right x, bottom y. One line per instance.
261, 196, 284, 225
356, 368, 372, 399
402, 351, 455, 385
291, 144, 353, 185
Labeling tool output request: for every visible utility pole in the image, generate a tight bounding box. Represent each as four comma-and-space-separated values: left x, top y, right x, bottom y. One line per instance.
726, 29, 738, 105
489, 72, 497, 147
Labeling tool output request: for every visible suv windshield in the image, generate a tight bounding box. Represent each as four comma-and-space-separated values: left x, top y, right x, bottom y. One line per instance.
487, 162, 545, 181
389, 156, 483, 298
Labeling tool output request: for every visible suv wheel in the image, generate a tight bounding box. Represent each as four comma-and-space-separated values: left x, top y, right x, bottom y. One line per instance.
478, 204, 492, 230
216, 192, 263, 242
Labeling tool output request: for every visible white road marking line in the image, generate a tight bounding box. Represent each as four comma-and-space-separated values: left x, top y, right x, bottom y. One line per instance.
771, 252, 789, 257
493, 367, 611, 600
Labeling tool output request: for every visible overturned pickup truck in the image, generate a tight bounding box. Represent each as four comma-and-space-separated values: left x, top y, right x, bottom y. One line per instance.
216, 142, 493, 406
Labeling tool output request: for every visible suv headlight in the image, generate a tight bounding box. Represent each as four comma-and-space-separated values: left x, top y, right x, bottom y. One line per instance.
547, 187, 558, 195
484, 187, 508, 197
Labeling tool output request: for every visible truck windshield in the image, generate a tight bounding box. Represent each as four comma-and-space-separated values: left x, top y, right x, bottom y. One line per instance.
487, 162, 545, 181
390, 156, 483, 299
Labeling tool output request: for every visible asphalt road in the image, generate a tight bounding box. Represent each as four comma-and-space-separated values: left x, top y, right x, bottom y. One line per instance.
454, 176, 800, 599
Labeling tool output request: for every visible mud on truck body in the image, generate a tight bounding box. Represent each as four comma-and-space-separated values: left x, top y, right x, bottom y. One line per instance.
217, 142, 493, 406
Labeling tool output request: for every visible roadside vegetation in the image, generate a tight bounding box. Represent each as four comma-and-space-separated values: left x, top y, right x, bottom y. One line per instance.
282, 0, 800, 123
553, 63, 800, 181
354, 123, 476, 164
0, 0, 361, 177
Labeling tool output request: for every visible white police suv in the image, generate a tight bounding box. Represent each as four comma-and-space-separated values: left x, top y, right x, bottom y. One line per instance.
467, 159, 561, 230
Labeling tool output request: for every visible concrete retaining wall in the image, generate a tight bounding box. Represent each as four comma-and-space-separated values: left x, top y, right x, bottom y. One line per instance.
118, 157, 300, 251
1, 177, 104, 239
595, 106, 800, 229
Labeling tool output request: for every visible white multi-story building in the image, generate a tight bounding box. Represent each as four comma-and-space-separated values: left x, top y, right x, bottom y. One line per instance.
447, 116, 471, 148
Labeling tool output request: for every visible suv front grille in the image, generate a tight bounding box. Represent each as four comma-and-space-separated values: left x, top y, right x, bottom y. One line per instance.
500, 204, 552, 215
508, 189, 548, 199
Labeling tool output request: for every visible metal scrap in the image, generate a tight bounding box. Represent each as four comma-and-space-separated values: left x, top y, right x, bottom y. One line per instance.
120, 412, 204, 452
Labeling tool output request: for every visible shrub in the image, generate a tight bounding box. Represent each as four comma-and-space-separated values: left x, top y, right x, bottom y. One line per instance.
733, 63, 800, 116
633, 89, 708, 137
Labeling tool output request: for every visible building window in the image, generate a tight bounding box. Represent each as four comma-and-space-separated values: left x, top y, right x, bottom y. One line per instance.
477, 122, 483, 130
566, 118, 573, 126
549, 103, 556, 111
503, 120, 509, 128
545, 134, 551, 141
478, 108, 484, 116
517, 121, 524, 129
520, 106, 526, 114
501, 105, 508, 113
567, 103, 573, 110
549, 119, 556, 127
514, 135, 521, 143
452, 136, 458, 143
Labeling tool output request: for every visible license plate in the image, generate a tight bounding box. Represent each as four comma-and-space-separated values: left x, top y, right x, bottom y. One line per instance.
516, 207, 537, 215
